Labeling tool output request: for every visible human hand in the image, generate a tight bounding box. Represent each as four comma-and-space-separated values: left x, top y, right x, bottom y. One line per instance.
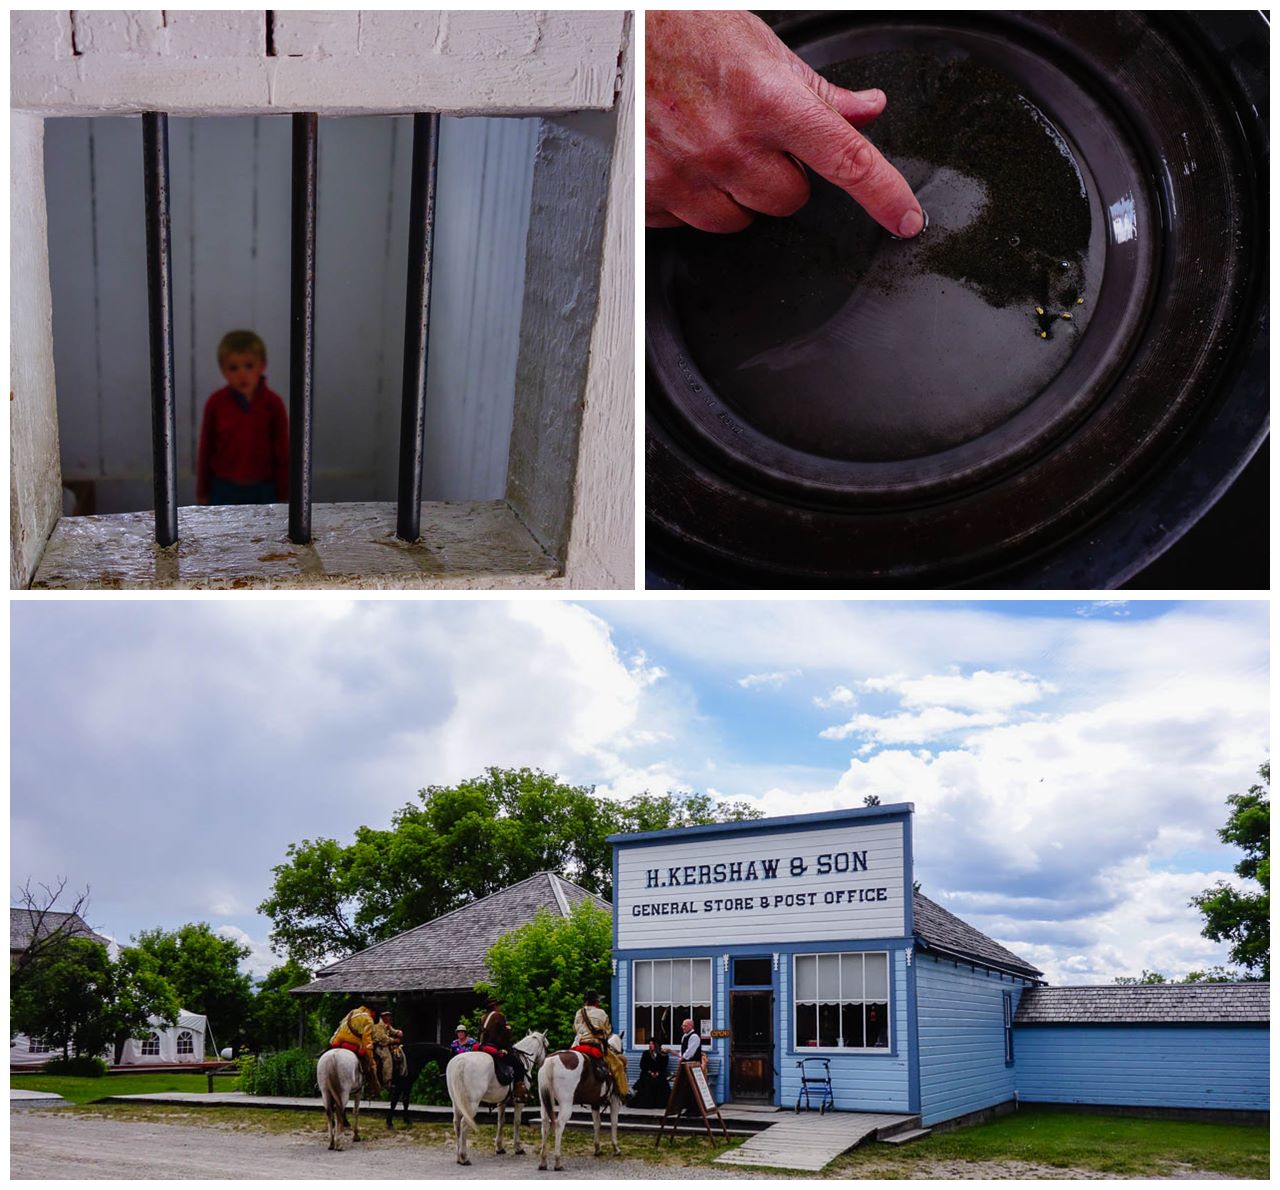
646, 10, 923, 236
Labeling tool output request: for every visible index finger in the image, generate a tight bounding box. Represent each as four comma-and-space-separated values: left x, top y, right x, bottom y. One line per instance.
775, 91, 923, 238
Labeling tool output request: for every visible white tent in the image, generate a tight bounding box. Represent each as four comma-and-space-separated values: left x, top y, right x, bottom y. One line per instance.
11, 1009, 211, 1068
116, 1010, 210, 1065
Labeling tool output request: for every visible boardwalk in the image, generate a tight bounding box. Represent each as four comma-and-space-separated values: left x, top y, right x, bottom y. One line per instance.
714, 1111, 918, 1171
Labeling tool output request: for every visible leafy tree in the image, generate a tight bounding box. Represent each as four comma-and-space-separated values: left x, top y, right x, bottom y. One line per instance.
863, 794, 882, 807
11, 938, 177, 1060
1190, 764, 1269, 979
477, 899, 614, 1051
132, 923, 254, 1051
249, 959, 326, 1053
1183, 966, 1243, 984
103, 946, 181, 1063
260, 767, 762, 965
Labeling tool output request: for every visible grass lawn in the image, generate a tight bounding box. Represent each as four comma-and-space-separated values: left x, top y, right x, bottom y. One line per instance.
54, 1103, 1269, 1178
827, 1108, 1270, 1180
11, 1072, 234, 1105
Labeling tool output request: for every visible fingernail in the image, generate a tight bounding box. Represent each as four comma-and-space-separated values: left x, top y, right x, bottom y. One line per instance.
853, 88, 884, 104
897, 208, 924, 238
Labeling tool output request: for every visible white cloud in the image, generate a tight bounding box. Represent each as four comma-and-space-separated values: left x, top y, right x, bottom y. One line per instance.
814, 685, 856, 709
820, 706, 1007, 743
738, 670, 801, 690
215, 925, 278, 980
864, 669, 1055, 713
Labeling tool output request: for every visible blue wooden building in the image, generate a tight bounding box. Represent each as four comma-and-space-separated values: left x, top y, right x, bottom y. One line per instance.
608, 804, 1269, 1126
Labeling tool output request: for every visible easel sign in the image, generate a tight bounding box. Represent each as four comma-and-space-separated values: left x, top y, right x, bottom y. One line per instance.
656, 1061, 729, 1145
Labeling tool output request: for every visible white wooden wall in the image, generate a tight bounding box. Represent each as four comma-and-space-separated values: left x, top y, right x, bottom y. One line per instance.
44, 113, 536, 512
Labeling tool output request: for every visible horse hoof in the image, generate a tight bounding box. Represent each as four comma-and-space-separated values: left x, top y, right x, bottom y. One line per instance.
538, 1162, 547, 1171
514, 1147, 525, 1155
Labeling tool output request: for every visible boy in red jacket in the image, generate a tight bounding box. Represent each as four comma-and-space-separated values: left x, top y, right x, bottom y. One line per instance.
196, 330, 289, 505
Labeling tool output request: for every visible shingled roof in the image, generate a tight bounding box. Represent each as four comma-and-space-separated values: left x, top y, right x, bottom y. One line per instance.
912, 891, 1043, 980
10, 908, 110, 953
292, 872, 608, 995
1016, 982, 1270, 1025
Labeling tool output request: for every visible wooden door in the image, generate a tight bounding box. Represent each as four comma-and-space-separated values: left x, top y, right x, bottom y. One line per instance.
729, 991, 773, 1101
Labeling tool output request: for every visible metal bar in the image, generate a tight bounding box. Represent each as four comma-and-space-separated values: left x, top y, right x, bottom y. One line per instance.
142, 111, 178, 547
289, 112, 318, 544
396, 113, 442, 542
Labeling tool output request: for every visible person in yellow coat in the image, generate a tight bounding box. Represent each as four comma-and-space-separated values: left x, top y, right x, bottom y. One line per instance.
330, 1003, 381, 1095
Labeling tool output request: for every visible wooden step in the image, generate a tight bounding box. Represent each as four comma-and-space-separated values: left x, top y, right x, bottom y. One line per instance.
879, 1127, 933, 1146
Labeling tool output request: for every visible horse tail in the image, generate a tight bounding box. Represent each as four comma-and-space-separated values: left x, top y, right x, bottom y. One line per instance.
539, 1058, 558, 1128
447, 1059, 480, 1138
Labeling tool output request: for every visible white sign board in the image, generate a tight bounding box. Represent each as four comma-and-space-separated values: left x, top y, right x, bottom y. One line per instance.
617, 820, 906, 948
690, 1064, 717, 1111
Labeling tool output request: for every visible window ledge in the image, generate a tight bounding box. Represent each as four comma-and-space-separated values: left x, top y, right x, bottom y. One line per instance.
28, 500, 563, 590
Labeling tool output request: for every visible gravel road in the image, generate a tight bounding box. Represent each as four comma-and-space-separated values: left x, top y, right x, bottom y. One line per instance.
9, 1109, 751, 1180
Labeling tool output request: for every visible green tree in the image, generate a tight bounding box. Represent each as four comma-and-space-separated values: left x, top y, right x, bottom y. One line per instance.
132, 923, 254, 1050
477, 899, 615, 1051
11, 938, 177, 1060
249, 959, 325, 1052
102, 946, 182, 1063
1190, 764, 1269, 979
260, 767, 762, 965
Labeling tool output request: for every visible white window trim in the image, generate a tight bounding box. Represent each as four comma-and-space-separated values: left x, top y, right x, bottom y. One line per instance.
176, 1030, 195, 1055
792, 951, 892, 1053
140, 1031, 161, 1056
631, 956, 715, 1052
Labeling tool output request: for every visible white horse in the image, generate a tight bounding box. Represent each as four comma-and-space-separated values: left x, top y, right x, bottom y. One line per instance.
446, 1031, 549, 1166
316, 1047, 364, 1151
537, 1033, 625, 1172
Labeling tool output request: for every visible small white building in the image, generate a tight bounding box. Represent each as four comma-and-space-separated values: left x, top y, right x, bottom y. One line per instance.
11, 1009, 211, 1069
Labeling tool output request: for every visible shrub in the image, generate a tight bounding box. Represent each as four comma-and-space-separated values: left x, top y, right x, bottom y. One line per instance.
241, 1048, 320, 1097
41, 1054, 108, 1077
410, 1059, 450, 1106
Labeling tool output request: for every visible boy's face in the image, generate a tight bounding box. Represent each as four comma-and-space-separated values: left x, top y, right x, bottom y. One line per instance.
220, 351, 265, 396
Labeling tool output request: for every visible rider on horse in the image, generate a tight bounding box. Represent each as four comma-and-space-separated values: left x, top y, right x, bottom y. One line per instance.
477, 996, 527, 1101
329, 1003, 381, 1096
371, 1010, 408, 1087
571, 991, 630, 1100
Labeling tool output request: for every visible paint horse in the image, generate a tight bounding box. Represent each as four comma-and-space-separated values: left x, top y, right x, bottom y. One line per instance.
316, 1046, 365, 1151
446, 1031, 549, 1166
537, 1033, 626, 1171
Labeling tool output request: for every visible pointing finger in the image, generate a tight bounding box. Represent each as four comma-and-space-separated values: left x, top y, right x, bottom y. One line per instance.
776, 94, 923, 237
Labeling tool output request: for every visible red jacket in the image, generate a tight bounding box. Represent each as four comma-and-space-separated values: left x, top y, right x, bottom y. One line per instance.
196, 381, 289, 503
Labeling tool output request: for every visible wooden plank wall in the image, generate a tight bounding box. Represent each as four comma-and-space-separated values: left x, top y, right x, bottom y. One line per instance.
43, 113, 536, 514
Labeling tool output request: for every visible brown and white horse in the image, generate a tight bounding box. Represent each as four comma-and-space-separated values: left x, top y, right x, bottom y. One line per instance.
537, 1033, 625, 1172
446, 1031, 549, 1166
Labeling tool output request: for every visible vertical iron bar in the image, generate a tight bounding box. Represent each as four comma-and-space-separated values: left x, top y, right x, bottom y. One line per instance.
396, 113, 441, 542
142, 112, 178, 547
289, 112, 318, 544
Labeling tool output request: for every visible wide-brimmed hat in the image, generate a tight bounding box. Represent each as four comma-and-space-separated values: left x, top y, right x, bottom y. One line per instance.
584, 990, 601, 1004
455, 1023, 468, 1033
485, 996, 501, 1009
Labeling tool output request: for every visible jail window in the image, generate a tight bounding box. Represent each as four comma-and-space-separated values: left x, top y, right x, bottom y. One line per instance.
12, 10, 633, 590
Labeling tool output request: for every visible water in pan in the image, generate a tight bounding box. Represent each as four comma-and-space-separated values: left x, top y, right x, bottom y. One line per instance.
667, 46, 1106, 464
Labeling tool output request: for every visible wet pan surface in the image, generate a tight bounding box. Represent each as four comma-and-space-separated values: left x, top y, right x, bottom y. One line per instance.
647, 12, 1268, 588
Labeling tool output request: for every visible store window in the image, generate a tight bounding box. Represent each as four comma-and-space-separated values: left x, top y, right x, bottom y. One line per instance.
141, 1032, 161, 1056
794, 952, 890, 1050
176, 1030, 195, 1056
632, 957, 713, 1047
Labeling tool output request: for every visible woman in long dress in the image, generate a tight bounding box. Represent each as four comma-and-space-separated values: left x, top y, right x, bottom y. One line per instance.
631, 1038, 671, 1108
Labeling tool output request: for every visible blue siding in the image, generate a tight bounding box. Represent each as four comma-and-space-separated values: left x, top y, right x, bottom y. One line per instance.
1015, 1025, 1270, 1111
916, 953, 1029, 1126
777, 947, 911, 1113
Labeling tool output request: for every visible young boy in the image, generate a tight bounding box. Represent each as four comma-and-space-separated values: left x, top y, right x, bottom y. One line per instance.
196, 330, 289, 505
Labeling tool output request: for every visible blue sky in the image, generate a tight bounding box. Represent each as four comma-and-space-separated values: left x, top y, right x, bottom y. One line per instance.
10, 598, 1267, 985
